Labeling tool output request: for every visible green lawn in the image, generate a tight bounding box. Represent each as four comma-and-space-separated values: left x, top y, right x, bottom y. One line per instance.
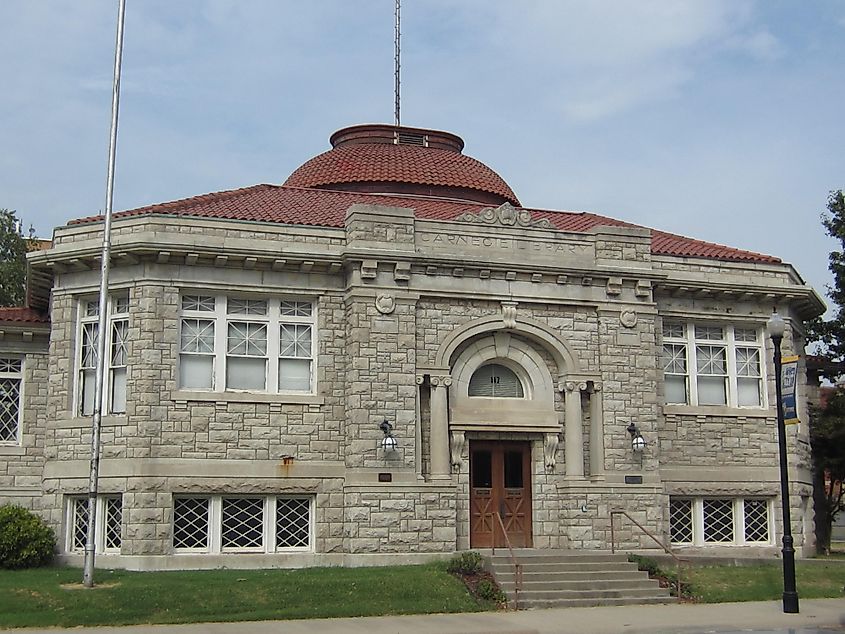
0, 563, 487, 628
686, 561, 845, 603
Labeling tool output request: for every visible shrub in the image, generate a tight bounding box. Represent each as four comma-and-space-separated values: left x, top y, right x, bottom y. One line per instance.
476, 578, 506, 603
628, 553, 660, 576
447, 550, 484, 575
0, 505, 55, 569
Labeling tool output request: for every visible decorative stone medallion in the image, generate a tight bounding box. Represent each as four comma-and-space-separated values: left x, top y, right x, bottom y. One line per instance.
620, 309, 638, 328
375, 294, 395, 315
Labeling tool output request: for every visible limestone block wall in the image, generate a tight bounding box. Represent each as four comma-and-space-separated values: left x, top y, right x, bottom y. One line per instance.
343, 293, 417, 469
0, 352, 49, 510
343, 486, 456, 553
596, 308, 660, 473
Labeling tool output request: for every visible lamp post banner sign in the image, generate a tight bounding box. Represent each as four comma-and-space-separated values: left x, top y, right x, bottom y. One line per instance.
781, 355, 799, 425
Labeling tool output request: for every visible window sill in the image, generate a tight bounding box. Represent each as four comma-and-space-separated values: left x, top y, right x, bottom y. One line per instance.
55, 416, 128, 429
172, 390, 325, 405
0, 445, 25, 455
662, 404, 771, 418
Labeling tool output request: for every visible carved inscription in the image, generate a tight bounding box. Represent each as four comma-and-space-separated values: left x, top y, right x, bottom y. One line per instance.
418, 231, 592, 257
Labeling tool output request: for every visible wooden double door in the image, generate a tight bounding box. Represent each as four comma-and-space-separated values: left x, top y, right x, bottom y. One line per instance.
469, 441, 532, 548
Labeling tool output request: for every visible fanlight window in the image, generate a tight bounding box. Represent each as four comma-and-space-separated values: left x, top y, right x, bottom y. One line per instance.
468, 363, 524, 398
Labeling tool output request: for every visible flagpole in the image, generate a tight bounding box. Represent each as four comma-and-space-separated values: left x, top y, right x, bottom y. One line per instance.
83, 0, 126, 588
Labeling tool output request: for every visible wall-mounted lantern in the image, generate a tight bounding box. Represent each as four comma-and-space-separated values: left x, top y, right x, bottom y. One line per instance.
626, 422, 647, 453
379, 419, 397, 453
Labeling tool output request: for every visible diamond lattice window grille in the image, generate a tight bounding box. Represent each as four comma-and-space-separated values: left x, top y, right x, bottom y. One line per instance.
173, 498, 210, 549
221, 498, 264, 549
703, 499, 734, 543
104, 497, 122, 550
72, 498, 89, 550
276, 498, 311, 549
744, 499, 770, 542
0, 378, 21, 442
669, 498, 694, 544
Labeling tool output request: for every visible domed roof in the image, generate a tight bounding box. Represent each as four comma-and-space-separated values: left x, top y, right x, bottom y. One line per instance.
284, 124, 520, 206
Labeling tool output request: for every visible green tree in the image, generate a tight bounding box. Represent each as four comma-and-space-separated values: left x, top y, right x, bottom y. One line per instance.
0, 209, 29, 307
810, 392, 845, 554
808, 190, 845, 554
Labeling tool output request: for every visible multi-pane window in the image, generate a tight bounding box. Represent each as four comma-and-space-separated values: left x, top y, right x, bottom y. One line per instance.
0, 358, 22, 443
68, 495, 123, 553
669, 497, 771, 546
77, 294, 129, 416
179, 296, 315, 393
468, 363, 524, 398
172, 496, 313, 553
661, 323, 764, 407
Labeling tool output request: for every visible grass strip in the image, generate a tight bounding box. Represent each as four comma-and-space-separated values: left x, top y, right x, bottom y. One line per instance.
687, 562, 845, 603
0, 562, 486, 628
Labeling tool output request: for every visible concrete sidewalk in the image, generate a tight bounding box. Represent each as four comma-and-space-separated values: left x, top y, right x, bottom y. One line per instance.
15, 599, 845, 634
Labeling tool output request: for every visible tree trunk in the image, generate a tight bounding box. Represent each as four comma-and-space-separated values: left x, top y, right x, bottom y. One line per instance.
813, 465, 832, 555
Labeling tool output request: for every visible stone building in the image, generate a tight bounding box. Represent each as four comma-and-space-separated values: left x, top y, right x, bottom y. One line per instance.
0, 123, 825, 569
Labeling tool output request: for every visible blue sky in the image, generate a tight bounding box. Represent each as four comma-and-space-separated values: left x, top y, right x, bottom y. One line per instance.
1, 1, 844, 304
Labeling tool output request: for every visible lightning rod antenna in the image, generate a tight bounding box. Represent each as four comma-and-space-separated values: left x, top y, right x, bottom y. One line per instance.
394, 0, 401, 127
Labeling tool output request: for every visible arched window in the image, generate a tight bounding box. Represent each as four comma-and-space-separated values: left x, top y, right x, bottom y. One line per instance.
468, 363, 524, 398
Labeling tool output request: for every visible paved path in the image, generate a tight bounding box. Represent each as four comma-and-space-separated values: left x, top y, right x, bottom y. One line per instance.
15, 598, 845, 634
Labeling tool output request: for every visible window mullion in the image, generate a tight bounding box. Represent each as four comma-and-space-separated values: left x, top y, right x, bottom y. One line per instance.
210, 496, 222, 553
687, 326, 699, 406
725, 326, 739, 408
693, 499, 704, 546
215, 298, 226, 391
266, 497, 276, 553
268, 301, 280, 394
734, 498, 744, 545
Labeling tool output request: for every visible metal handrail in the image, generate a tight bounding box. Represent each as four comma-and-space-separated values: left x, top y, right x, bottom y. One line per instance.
491, 512, 522, 609
610, 508, 688, 598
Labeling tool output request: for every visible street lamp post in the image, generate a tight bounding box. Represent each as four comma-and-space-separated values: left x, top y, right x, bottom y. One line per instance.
766, 311, 799, 614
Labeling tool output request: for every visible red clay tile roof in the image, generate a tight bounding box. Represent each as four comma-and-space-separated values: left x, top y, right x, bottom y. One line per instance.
68, 184, 780, 264
284, 143, 520, 206
0, 307, 49, 324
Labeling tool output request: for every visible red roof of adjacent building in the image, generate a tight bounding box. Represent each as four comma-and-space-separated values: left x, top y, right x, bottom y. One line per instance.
0, 307, 49, 324
69, 184, 780, 264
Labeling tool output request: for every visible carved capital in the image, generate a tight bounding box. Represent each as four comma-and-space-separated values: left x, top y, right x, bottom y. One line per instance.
415, 375, 425, 385
590, 381, 602, 393
431, 375, 453, 388
564, 381, 587, 393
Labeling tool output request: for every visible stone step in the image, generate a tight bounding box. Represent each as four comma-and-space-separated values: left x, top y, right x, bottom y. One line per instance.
485, 550, 677, 610
514, 585, 670, 600
490, 560, 640, 573
499, 578, 664, 592
519, 596, 675, 609
495, 569, 647, 582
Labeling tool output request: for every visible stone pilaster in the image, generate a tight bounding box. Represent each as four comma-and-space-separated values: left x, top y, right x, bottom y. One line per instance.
429, 375, 451, 480
564, 381, 586, 479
